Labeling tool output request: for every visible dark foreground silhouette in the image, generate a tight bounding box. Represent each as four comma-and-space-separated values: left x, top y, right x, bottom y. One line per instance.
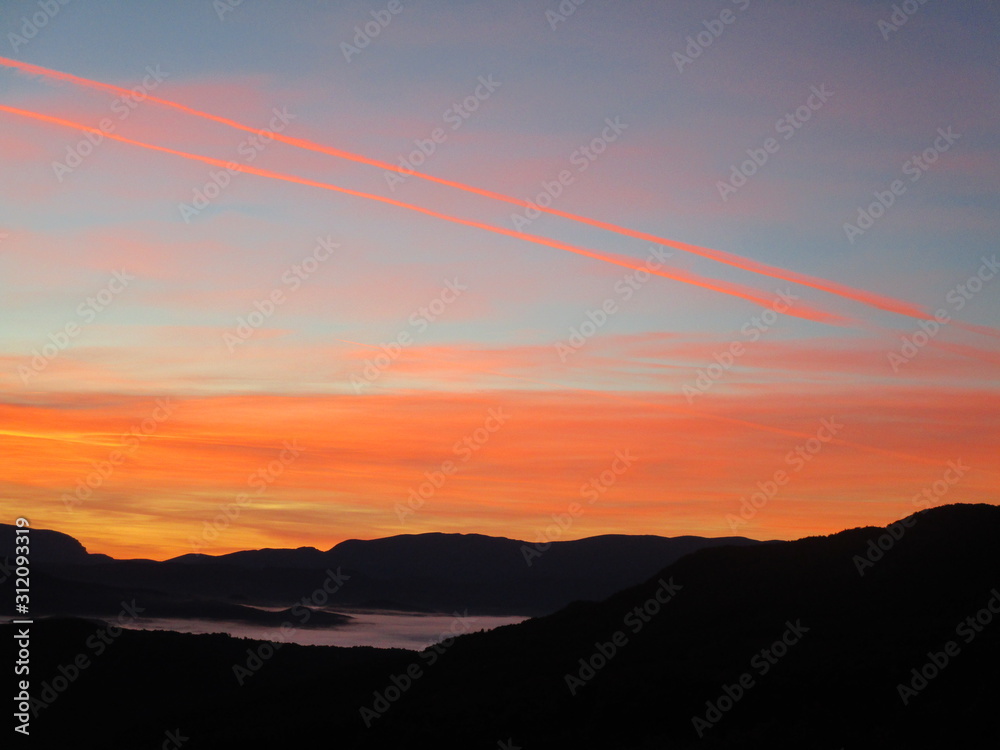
3, 503, 998, 748
0, 527, 762, 618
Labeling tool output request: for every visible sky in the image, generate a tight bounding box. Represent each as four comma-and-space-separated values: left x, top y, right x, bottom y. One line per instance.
0, 0, 997, 560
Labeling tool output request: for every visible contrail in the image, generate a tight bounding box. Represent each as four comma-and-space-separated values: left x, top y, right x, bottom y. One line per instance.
1, 55, 989, 334
0, 103, 853, 326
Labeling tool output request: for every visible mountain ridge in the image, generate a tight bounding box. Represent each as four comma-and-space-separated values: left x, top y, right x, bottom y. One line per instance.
5, 502, 997, 748
0, 524, 766, 617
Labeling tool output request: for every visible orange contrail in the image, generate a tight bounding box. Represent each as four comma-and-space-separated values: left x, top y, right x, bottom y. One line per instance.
0, 103, 852, 326
0, 55, 985, 333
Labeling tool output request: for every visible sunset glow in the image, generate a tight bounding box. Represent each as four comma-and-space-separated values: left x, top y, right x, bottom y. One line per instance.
1, 1, 997, 560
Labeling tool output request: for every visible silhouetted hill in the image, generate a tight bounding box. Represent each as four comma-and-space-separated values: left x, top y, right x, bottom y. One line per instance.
17, 568, 351, 627
15, 529, 763, 617
170, 545, 330, 569
4, 503, 997, 748
0, 523, 112, 565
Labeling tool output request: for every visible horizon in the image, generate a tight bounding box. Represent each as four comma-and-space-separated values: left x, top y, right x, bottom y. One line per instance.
13, 519, 778, 562
5, 5, 999, 747
15, 502, 991, 562
1, 1, 998, 561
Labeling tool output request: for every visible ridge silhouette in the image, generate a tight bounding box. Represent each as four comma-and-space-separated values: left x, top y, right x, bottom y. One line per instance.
3, 503, 997, 748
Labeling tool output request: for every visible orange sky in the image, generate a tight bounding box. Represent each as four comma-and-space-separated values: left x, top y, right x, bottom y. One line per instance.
2, 6, 998, 560
3, 385, 996, 560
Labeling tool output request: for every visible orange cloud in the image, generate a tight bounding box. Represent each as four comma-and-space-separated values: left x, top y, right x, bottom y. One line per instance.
1, 385, 996, 560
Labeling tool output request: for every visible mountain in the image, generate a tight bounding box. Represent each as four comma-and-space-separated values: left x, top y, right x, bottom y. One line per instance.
4, 503, 998, 749
0, 523, 112, 565
5, 527, 764, 616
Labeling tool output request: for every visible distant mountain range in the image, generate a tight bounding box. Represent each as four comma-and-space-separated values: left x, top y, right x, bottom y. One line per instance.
0, 525, 763, 618
4, 503, 997, 749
